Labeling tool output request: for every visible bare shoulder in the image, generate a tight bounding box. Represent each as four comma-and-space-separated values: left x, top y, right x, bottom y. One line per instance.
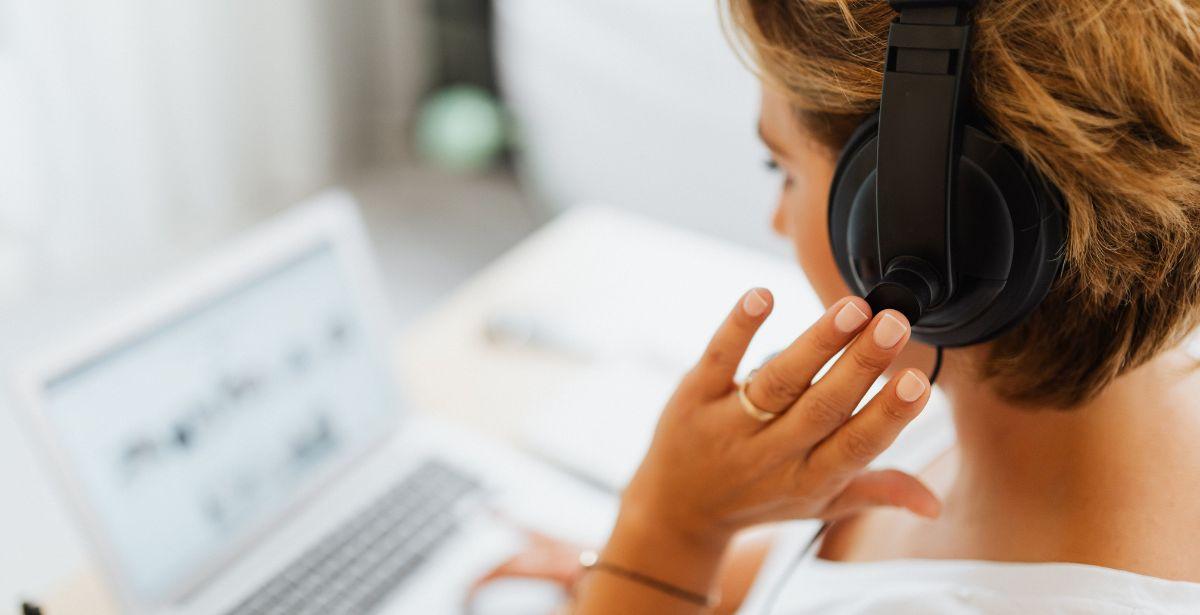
819, 442, 1200, 583
818, 446, 959, 562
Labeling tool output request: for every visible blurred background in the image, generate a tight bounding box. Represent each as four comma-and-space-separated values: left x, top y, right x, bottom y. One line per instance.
0, 0, 779, 325
0, 0, 788, 607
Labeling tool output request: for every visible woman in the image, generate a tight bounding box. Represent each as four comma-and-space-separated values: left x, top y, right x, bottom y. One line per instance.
478, 0, 1200, 612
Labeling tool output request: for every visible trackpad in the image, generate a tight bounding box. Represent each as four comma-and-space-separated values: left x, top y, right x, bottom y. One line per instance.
470, 579, 565, 615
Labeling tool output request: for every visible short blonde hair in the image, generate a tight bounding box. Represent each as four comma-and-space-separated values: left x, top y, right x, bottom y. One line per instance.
725, 0, 1200, 407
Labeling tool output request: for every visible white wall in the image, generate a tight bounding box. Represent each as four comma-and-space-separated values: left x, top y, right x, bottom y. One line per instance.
495, 0, 785, 253
0, 0, 426, 300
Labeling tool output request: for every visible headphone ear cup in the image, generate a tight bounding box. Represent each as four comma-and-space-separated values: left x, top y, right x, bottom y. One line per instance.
943, 126, 1065, 346
828, 115, 1065, 347
828, 116, 882, 300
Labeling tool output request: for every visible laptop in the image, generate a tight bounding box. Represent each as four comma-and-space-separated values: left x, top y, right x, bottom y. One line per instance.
12, 191, 611, 614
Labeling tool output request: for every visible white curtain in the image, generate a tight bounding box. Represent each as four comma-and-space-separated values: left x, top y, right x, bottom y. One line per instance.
0, 0, 424, 298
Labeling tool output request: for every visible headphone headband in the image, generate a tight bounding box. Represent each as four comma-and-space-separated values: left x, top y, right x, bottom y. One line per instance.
870, 0, 975, 318
827, 0, 1065, 346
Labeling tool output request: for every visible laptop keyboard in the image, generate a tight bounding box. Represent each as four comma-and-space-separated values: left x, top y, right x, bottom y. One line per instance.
227, 460, 482, 615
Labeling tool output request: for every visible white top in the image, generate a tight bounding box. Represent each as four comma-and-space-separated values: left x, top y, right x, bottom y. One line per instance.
738, 390, 1200, 614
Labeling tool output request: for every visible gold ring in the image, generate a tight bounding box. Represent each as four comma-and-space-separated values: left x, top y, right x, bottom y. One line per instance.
738, 369, 780, 423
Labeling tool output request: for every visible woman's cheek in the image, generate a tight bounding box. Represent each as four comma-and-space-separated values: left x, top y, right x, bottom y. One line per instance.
771, 200, 787, 237
788, 192, 853, 309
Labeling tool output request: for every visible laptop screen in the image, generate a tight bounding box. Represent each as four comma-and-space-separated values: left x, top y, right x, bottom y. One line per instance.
40, 243, 398, 600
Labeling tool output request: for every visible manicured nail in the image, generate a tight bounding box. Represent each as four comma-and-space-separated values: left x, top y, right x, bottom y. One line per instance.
743, 289, 768, 317
833, 301, 869, 332
896, 370, 927, 402
873, 313, 908, 349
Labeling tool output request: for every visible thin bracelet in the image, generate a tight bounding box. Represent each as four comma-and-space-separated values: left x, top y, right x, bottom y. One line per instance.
578, 550, 719, 608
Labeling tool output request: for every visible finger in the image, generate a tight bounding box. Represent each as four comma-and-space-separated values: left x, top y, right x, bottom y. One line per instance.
743, 296, 872, 414
806, 368, 931, 477
472, 550, 582, 586
466, 541, 586, 601
821, 469, 942, 520
772, 310, 911, 449
686, 288, 774, 398
466, 555, 555, 609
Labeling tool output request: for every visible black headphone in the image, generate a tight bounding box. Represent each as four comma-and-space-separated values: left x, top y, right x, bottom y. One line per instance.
828, 0, 1065, 347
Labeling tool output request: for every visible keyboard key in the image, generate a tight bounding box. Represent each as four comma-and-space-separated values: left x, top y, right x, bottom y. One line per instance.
224, 460, 480, 614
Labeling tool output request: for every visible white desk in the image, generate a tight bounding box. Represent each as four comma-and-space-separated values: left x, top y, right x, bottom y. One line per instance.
36, 206, 818, 612
394, 205, 821, 441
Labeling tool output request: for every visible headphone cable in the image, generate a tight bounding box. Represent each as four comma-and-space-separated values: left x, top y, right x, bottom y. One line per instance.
928, 345, 944, 386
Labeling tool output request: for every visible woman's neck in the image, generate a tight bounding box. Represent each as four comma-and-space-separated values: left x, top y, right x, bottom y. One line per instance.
934, 345, 1200, 579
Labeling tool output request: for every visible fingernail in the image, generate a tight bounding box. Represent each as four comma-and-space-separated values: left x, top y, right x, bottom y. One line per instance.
833, 301, 869, 332
743, 289, 768, 317
873, 313, 908, 349
896, 370, 927, 402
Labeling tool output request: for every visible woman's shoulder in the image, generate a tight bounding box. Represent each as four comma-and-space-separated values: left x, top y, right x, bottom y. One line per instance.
771, 557, 1200, 614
